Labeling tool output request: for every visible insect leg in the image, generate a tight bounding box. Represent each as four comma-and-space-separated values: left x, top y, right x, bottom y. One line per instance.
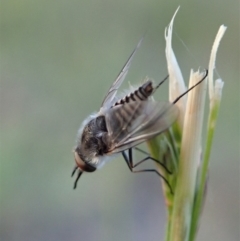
134, 147, 172, 174
122, 149, 173, 194
134, 146, 149, 155
132, 169, 173, 195
155, 75, 169, 89
172, 69, 208, 104
122, 149, 133, 171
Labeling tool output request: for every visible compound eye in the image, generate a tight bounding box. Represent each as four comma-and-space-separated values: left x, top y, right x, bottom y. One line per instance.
74, 151, 85, 170
74, 151, 96, 173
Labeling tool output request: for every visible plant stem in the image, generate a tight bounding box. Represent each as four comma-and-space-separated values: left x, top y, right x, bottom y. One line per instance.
189, 99, 221, 240
168, 71, 207, 241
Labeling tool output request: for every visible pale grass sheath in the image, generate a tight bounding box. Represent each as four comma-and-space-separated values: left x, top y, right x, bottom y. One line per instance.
169, 71, 207, 241
208, 25, 226, 103
165, 7, 186, 128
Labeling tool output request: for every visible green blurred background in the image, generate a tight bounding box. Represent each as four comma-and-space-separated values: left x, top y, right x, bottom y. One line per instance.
1, 1, 239, 241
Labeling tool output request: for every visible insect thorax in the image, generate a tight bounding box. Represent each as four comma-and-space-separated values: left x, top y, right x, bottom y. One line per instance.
77, 116, 109, 163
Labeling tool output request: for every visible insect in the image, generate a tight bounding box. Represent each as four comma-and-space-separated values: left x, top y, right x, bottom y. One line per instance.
72, 38, 208, 193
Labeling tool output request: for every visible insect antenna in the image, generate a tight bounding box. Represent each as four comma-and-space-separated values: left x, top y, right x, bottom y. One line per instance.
172, 69, 208, 104
71, 165, 83, 189
73, 170, 83, 189
71, 166, 78, 177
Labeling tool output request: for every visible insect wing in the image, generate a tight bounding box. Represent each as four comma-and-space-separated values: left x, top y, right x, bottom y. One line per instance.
105, 100, 178, 154
101, 38, 143, 108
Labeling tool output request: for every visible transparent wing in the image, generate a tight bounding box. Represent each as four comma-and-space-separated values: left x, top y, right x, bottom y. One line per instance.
104, 100, 178, 154
101, 38, 143, 108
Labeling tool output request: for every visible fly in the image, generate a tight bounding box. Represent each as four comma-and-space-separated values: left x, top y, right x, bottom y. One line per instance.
72, 38, 208, 193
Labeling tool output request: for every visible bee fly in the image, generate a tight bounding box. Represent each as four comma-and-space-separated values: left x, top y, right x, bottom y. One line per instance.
72, 38, 208, 193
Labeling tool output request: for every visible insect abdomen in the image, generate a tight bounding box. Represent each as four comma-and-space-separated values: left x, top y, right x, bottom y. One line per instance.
113, 80, 153, 107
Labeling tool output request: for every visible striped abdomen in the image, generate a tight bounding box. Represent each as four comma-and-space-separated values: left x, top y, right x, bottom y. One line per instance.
113, 80, 154, 107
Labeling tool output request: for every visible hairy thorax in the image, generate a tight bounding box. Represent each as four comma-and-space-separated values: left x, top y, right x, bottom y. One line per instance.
79, 116, 109, 162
